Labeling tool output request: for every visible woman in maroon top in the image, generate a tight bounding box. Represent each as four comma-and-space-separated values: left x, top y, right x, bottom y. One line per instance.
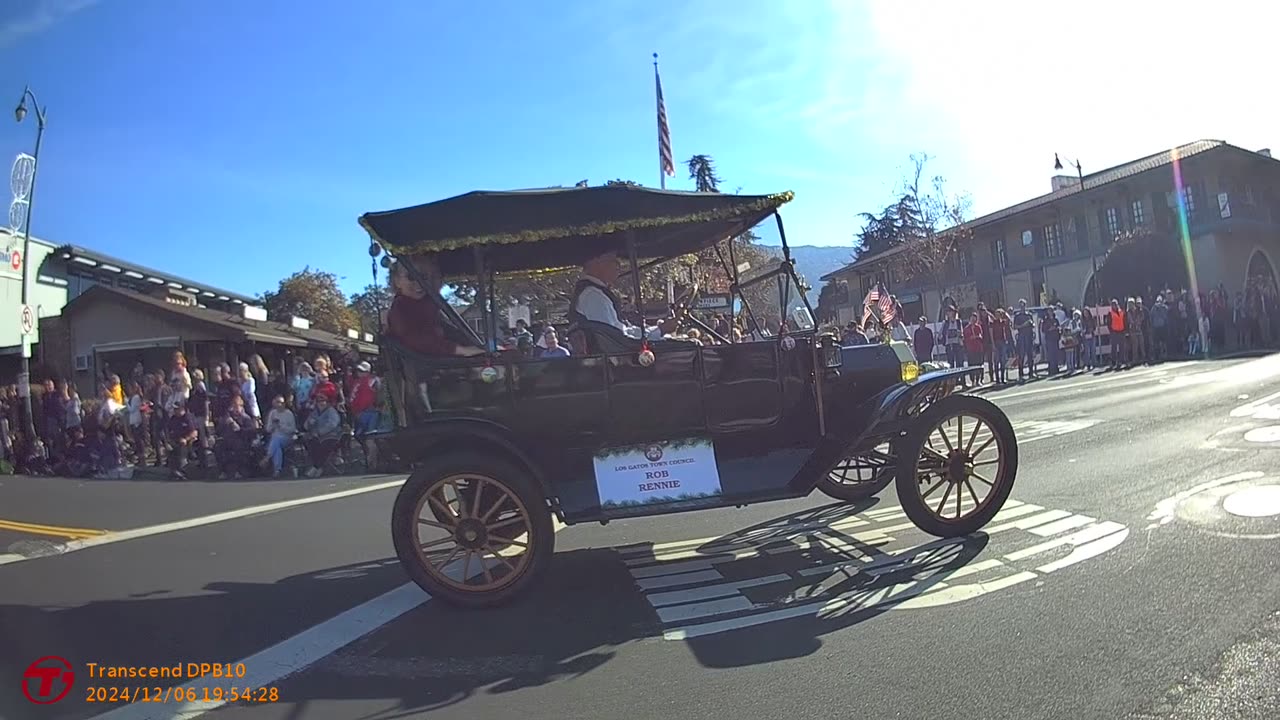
990, 308, 1012, 384
387, 257, 484, 358
963, 313, 986, 385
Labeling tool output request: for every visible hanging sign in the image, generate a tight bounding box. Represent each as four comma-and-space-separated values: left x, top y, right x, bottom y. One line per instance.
593, 437, 723, 508
693, 293, 731, 311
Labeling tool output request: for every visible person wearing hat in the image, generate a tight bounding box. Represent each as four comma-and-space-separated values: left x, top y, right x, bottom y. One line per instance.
348, 360, 380, 435
165, 398, 199, 480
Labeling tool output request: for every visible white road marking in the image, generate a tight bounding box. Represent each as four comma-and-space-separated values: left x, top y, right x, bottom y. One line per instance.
1230, 389, 1280, 419
1006, 521, 1124, 562
89, 515, 567, 720
90, 582, 430, 720
633, 499, 1130, 640
992, 363, 1191, 400
1244, 426, 1280, 443
647, 574, 792, 607
636, 568, 723, 591
1036, 525, 1129, 574
1222, 485, 1280, 518
0, 477, 410, 567
1028, 514, 1097, 537
1146, 472, 1265, 530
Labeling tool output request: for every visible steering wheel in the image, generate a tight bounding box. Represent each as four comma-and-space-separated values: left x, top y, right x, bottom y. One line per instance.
670, 279, 702, 326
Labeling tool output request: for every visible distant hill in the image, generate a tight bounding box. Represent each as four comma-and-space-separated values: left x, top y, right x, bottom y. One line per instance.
758, 244, 857, 306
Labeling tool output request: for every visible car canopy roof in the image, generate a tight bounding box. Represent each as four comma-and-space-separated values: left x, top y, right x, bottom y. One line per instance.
359, 184, 793, 276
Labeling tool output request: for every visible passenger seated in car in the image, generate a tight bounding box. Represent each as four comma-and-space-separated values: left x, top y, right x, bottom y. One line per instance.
386, 256, 485, 358
569, 250, 678, 340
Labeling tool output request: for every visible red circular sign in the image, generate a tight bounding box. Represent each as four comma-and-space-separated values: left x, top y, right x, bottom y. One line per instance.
10, 250, 19, 271
22, 656, 75, 704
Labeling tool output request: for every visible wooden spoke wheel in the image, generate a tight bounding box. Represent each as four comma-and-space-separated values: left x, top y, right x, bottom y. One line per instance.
392, 453, 554, 608
894, 394, 1018, 537
816, 443, 896, 501
428, 478, 527, 548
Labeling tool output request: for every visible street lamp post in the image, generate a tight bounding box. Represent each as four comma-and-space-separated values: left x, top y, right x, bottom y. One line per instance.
14, 86, 46, 445
1055, 152, 1098, 303
1054, 152, 1084, 191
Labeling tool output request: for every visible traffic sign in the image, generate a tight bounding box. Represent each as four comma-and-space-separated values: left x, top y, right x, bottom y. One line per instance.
10, 249, 20, 272
19, 304, 34, 336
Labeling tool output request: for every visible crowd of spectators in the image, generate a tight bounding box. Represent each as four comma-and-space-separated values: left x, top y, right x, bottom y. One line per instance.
0, 346, 389, 480
837, 282, 1278, 386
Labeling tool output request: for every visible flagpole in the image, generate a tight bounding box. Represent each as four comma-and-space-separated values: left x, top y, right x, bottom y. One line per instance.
654, 53, 666, 190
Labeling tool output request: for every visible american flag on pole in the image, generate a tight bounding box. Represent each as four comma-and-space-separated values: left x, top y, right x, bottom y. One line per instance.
655, 62, 675, 179
862, 282, 896, 329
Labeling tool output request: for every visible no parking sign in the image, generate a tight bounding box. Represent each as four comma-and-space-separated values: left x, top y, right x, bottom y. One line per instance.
19, 304, 34, 336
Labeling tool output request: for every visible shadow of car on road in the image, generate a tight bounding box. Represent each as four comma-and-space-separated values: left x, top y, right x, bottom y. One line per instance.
0, 499, 993, 720
622, 499, 990, 670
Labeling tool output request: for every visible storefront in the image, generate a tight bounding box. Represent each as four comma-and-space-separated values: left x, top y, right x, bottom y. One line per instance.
59, 285, 376, 396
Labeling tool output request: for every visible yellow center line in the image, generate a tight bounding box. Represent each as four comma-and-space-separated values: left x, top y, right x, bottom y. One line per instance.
0, 518, 108, 540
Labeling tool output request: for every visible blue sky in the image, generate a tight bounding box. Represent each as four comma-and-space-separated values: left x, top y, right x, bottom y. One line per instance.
0, 0, 1276, 299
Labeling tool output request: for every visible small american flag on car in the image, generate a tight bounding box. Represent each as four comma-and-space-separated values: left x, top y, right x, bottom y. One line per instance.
862, 282, 896, 328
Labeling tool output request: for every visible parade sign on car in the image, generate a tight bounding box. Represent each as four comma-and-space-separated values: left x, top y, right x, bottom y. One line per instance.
593, 437, 722, 508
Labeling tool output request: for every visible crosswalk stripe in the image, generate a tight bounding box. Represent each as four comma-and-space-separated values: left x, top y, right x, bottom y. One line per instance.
647, 573, 792, 608
1028, 514, 1096, 537
627, 495, 1129, 640
635, 568, 723, 591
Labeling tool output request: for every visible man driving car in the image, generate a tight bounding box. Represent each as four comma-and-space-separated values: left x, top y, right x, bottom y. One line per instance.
569, 250, 678, 340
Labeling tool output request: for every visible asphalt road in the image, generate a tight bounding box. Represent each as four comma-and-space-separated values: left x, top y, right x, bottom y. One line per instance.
6, 354, 1280, 720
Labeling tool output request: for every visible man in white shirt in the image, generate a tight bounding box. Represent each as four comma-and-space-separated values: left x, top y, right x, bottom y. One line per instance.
570, 251, 673, 341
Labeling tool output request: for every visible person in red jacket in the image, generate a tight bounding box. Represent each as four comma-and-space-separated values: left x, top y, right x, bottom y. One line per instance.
387, 257, 485, 358
309, 372, 340, 409
963, 312, 986, 385
347, 361, 379, 434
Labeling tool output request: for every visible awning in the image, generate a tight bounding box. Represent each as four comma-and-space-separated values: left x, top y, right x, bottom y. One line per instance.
246, 330, 309, 348
93, 337, 182, 353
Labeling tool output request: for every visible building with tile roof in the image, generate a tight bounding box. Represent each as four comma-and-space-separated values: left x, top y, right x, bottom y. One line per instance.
821, 140, 1280, 323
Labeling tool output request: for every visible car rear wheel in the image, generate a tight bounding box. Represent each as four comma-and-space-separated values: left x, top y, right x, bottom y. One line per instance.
392, 452, 555, 608
817, 443, 896, 501
894, 394, 1018, 537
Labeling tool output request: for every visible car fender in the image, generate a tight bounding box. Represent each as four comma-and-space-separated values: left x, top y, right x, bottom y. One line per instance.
794, 367, 976, 491
371, 417, 551, 498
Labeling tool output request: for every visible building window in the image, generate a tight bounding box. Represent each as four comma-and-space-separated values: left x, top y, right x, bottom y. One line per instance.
959, 248, 972, 277
1042, 223, 1063, 258
1105, 207, 1121, 239
1074, 214, 1088, 250
1021, 229, 1034, 247
1131, 199, 1145, 226
1182, 185, 1197, 216
1244, 183, 1255, 205
992, 238, 1007, 270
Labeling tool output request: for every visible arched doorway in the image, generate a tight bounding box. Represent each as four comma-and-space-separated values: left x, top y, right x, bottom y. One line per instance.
1245, 248, 1278, 298
1083, 270, 1100, 308
1095, 231, 1190, 303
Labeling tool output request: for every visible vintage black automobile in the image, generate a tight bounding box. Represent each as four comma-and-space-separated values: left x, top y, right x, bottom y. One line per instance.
358, 184, 1018, 608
